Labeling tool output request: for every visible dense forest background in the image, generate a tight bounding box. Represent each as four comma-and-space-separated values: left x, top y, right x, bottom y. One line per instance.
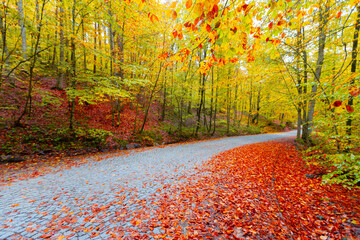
0, 0, 359, 186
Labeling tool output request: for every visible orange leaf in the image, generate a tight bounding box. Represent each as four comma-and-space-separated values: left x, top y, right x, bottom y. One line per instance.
194, 17, 200, 26
346, 105, 354, 113
269, 22, 273, 30
172, 11, 177, 20
178, 32, 183, 40
91, 232, 100, 238
206, 24, 211, 33
185, 0, 192, 9
11, 204, 19, 207
172, 30, 178, 38
350, 87, 359, 97
336, 11, 341, 18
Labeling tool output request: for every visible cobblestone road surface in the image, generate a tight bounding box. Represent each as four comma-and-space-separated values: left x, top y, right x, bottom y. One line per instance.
0, 131, 296, 239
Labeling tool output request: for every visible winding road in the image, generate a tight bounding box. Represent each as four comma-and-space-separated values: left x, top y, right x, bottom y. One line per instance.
0, 131, 296, 239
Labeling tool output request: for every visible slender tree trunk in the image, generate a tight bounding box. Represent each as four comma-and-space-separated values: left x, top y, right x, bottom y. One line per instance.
161, 67, 167, 121
209, 66, 214, 133
226, 82, 231, 135
302, 27, 308, 141
303, 3, 329, 143
18, 0, 27, 59
195, 49, 207, 136
296, 28, 302, 139
108, 0, 114, 76
0, 9, 8, 88
51, 7, 58, 69
15, 0, 46, 126
233, 83, 238, 125
98, 24, 102, 71
82, 17, 86, 71
69, 0, 76, 131
55, 1, 64, 89
93, 22, 97, 74
253, 88, 260, 124
139, 64, 163, 134
346, 5, 360, 137
195, 72, 205, 136
247, 79, 252, 127
211, 85, 218, 136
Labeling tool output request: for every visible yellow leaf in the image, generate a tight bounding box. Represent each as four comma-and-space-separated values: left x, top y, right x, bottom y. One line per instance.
57, 236, 65, 240
351, 219, 359, 224
170, 1, 177, 9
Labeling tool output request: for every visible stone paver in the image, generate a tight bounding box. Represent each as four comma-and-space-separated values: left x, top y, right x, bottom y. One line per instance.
0, 131, 296, 239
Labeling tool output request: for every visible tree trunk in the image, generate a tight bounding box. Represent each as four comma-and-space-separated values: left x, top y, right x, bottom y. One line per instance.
302, 27, 308, 141
108, 0, 114, 76
195, 49, 206, 136
0, 10, 8, 87
208, 66, 214, 133
226, 82, 231, 135
211, 85, 218, 136
346, 5, 360, 137
82, 17, 87, 72
302, 3, 329, 143
15, 0, 46, 126
69, 0, 76, 131
139, 63, 163, 134
161, 67, 167, 121
93, 22, 97, 74
247, 79, 253, 127
55, 0, 64, 90
296, 28, 302, 139
18, 0, 27, 59
233, 83, 238, 125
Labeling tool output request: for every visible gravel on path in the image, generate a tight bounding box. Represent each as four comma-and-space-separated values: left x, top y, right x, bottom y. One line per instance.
0, 131, 296, 239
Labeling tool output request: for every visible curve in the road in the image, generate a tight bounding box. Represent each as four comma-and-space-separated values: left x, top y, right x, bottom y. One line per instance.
0, 131, 296, 239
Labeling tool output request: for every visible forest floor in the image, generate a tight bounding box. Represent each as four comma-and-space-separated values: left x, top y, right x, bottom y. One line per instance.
1, 131, 359, 239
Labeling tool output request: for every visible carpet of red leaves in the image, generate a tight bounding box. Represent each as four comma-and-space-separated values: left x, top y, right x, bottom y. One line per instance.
145, 138, 360, 239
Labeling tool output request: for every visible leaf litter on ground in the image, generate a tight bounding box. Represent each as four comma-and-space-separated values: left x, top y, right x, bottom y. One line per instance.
140, 138, 360, 239
2, 138, 360, 239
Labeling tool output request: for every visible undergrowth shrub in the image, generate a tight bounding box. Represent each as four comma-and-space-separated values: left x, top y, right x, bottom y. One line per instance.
135, 130, 163, 146
302, 137, 360, 189
240, 125, 262, 135
322, 154, 359, 189
113, 138, 129, 148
